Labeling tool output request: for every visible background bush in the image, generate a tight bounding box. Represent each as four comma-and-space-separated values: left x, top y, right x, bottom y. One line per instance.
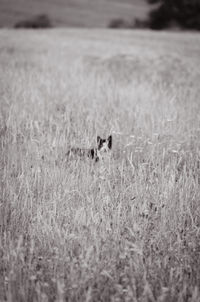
108, 18, 131, 29
14, 14, 52, 29
108, 18, 149, 29
147, 0, 200, 30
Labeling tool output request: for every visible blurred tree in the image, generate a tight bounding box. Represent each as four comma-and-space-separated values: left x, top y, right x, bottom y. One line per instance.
108, 18, 131, 29
147, 0, 200, 30
15, 14, 52, 29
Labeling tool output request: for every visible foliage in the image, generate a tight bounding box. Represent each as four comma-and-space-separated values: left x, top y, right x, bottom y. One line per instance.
108, 18, 131, 29
14, 14, 52, 29
147, 0, 200, 30
133, 18, 150, 29
108, 18, 149, 29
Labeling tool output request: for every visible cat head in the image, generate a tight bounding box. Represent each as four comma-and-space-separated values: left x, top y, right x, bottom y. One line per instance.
97, 135, 112, 152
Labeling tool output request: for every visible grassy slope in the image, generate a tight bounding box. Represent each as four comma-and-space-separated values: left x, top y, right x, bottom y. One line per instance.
0, 0, 148, 28
0, 28, 200, 301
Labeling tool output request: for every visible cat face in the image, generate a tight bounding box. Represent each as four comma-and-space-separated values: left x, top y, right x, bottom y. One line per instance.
97, 135, 112, 153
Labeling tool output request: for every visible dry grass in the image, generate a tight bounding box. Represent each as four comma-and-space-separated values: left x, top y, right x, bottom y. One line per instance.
0, 29, 200, 302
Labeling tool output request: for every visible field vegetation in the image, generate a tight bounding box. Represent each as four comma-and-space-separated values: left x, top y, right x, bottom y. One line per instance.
0, 29, 200, 301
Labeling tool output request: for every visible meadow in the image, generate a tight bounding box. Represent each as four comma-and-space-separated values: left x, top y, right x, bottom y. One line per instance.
0, 28, 200, 302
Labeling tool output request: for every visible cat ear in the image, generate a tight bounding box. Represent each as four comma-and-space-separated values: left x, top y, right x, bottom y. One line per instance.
107, 135, 112, 149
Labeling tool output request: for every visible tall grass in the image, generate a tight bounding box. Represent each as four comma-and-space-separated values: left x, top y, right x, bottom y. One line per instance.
0, 29, 200, 302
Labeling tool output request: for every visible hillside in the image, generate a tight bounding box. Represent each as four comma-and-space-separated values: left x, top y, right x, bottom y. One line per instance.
0, 0, 149, 28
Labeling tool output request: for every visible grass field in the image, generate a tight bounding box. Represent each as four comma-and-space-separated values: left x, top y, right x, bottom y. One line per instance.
0, 28, 200, 302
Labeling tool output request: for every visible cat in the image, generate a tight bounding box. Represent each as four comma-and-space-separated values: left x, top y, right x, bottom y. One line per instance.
67, 135, 112, 162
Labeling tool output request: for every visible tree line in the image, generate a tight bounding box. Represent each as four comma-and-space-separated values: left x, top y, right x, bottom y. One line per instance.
109, 0, 200, 30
